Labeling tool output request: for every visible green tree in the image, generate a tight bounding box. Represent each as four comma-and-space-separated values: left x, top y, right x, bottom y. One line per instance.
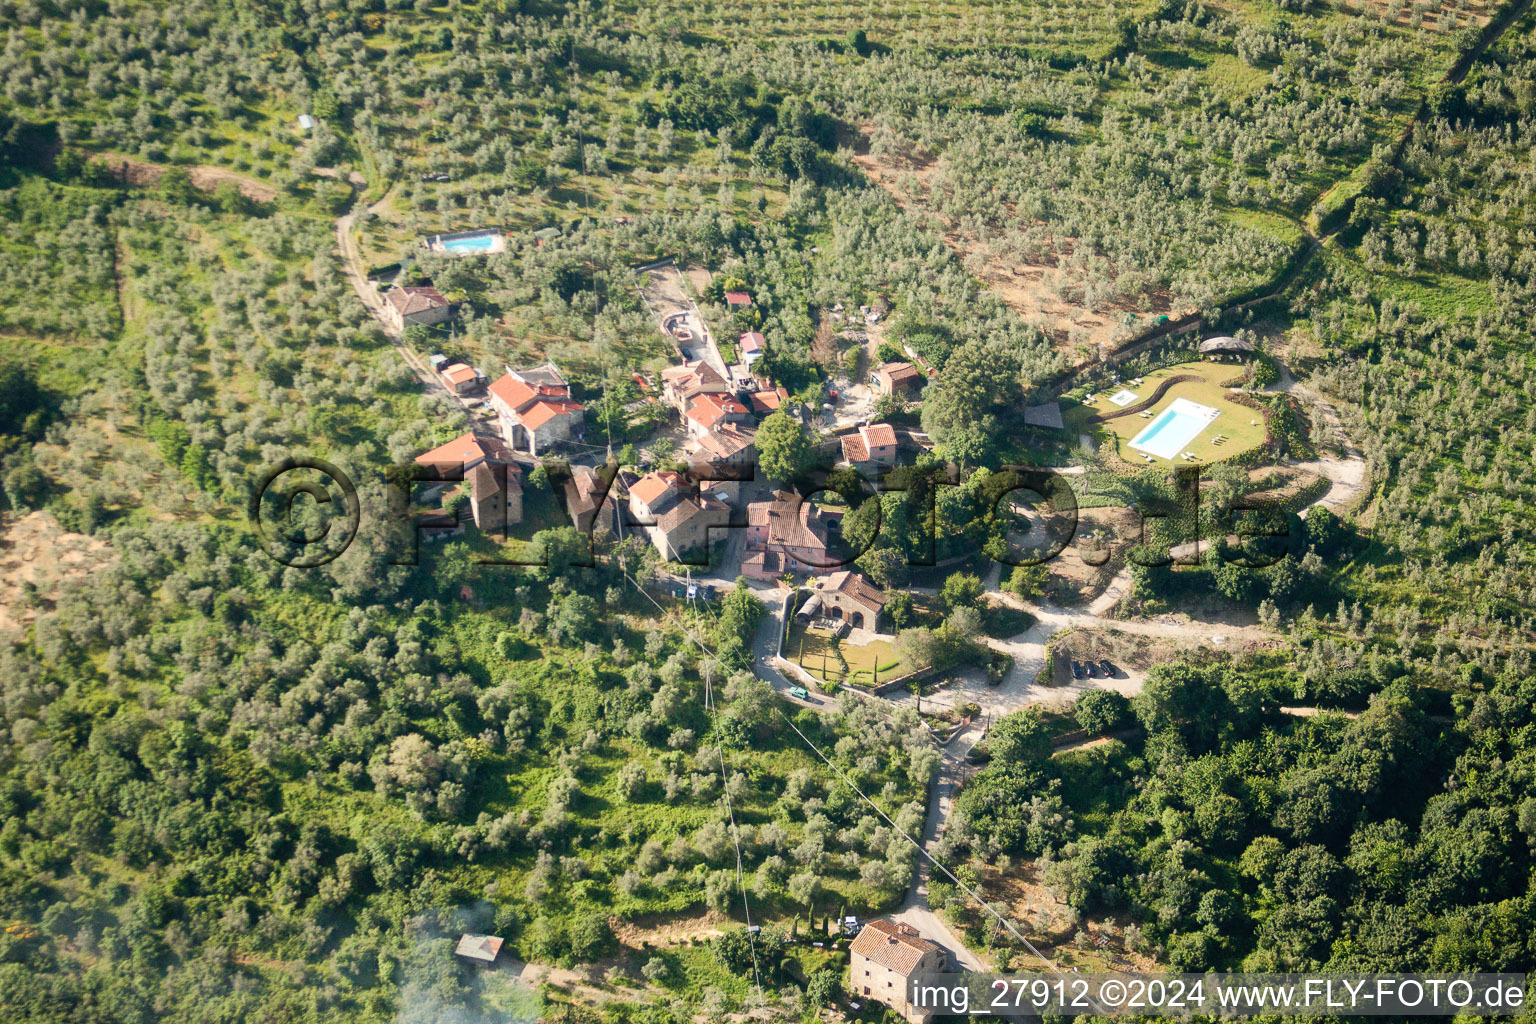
858, 545, 910, 589
807, 966, 843, 1006
988, 707, 1052, 765
1005, 563, 1049, 601
756, 411, 813, 483
1135, 663, 1227, 749
919, 341, 1017, 443
1074, 690, 1130, 735
940, 571, 984, 612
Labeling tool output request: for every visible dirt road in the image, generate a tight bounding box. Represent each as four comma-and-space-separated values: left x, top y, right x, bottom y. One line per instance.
334, 193, 451, 397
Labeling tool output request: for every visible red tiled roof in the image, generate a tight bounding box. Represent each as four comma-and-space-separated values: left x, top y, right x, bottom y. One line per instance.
750, 387, 789, 413
879, 361, 921, 384
386, 285, 448, 315
416, 432, 490, 467
693, 424, 755, 460
820, 569, 887, 614
850, 921, 938, 976
455, 934, 504, 963
489, 373, 538, 411
519, 398, 583, 430
739, 331, 764, 352
663, 361, 730, 396
658, 493, 728, 533
414, 432, 519, 472
686, 392, 748, 430
748, 491, 834, 554
630, 470, 684, 509
843, 424, 897, 463
724, 291, 752, 306
441, 363, 478, 385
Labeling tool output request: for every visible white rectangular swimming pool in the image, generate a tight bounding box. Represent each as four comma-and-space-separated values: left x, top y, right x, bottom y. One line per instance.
1129, 397, 1220, 459
440, 233, 500, 254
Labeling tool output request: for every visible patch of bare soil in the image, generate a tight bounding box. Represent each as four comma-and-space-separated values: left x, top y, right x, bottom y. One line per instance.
636, 260, 695, 318
1042, 507, 1140, 606
91, 153, 279, 202
611, 910, 729, 948
981, 861, 1160, 972
0, 510, 116, 634
846, 124, 1193, 355
1244, 464, 1324, 504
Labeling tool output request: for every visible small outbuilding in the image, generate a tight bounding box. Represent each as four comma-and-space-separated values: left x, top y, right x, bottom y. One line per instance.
1022, 401, 1065, 430
1198, 335, 1255, 355
454, 934, 504, 966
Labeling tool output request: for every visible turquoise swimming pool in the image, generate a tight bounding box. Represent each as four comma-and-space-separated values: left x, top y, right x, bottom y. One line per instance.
440, 233, 499, 254
1128, 397, 1219, 459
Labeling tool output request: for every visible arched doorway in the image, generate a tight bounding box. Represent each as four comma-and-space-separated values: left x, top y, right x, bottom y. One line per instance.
850, 612, 865, 629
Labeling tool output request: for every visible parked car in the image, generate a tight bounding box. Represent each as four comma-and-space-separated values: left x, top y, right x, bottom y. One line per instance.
1085, 662, 1098, 678
1070, 661, 1084, 679
1098, 659, 1117, 677
788, 686, 809, 700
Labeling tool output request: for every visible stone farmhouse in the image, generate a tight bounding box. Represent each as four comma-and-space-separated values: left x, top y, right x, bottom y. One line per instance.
688, 424, 756, 502
627, 470, 730, 562
839, 423, 899, 473
383, 285, 451, 333
870, 361, 924, 398
414, 432, 523, 533
488, 362, 585, 456
849, 921, 948, 1023
743, 489, 843, 579
798, 571, 887, 631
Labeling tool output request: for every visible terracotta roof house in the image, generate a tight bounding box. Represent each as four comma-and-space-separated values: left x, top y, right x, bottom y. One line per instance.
749, 385, 791, 415
383, 285, 451, 332
439, 362, 481, 394
689, 424, 756, 501
870, 361, 924, 398
684, 391, 752, 437
742, 489, 843, 579
626, 470, 728, 561
724, 291, 752, 308
414, 432, 523, 531
488, 362, 585, 456
628, 470, 687, 519
840, 423, 900, 472
661, 360, 731, 413
692, 423, 756, 462
798, 570, 887, 631
455, 934, 504, 966
849, 921, 947, 1022
739, 331, 765, 367
414, 431, 514, 471
563, 464, 618, 536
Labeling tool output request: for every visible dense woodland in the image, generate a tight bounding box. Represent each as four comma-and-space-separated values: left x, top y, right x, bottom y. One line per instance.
1, 0, 1535, 1021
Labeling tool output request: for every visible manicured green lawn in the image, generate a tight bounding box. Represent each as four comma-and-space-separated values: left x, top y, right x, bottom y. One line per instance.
791, 623, 907, 687
1075, 360, 1269, 468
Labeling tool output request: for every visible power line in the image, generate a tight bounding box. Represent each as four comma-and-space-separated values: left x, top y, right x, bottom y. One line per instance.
616, 568, 1100, 1010
629, 571, 766, 1007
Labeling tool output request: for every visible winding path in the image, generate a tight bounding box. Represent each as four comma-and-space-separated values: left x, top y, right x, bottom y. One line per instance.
334, 192, 446, 393
1269, 366, 1369, 515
